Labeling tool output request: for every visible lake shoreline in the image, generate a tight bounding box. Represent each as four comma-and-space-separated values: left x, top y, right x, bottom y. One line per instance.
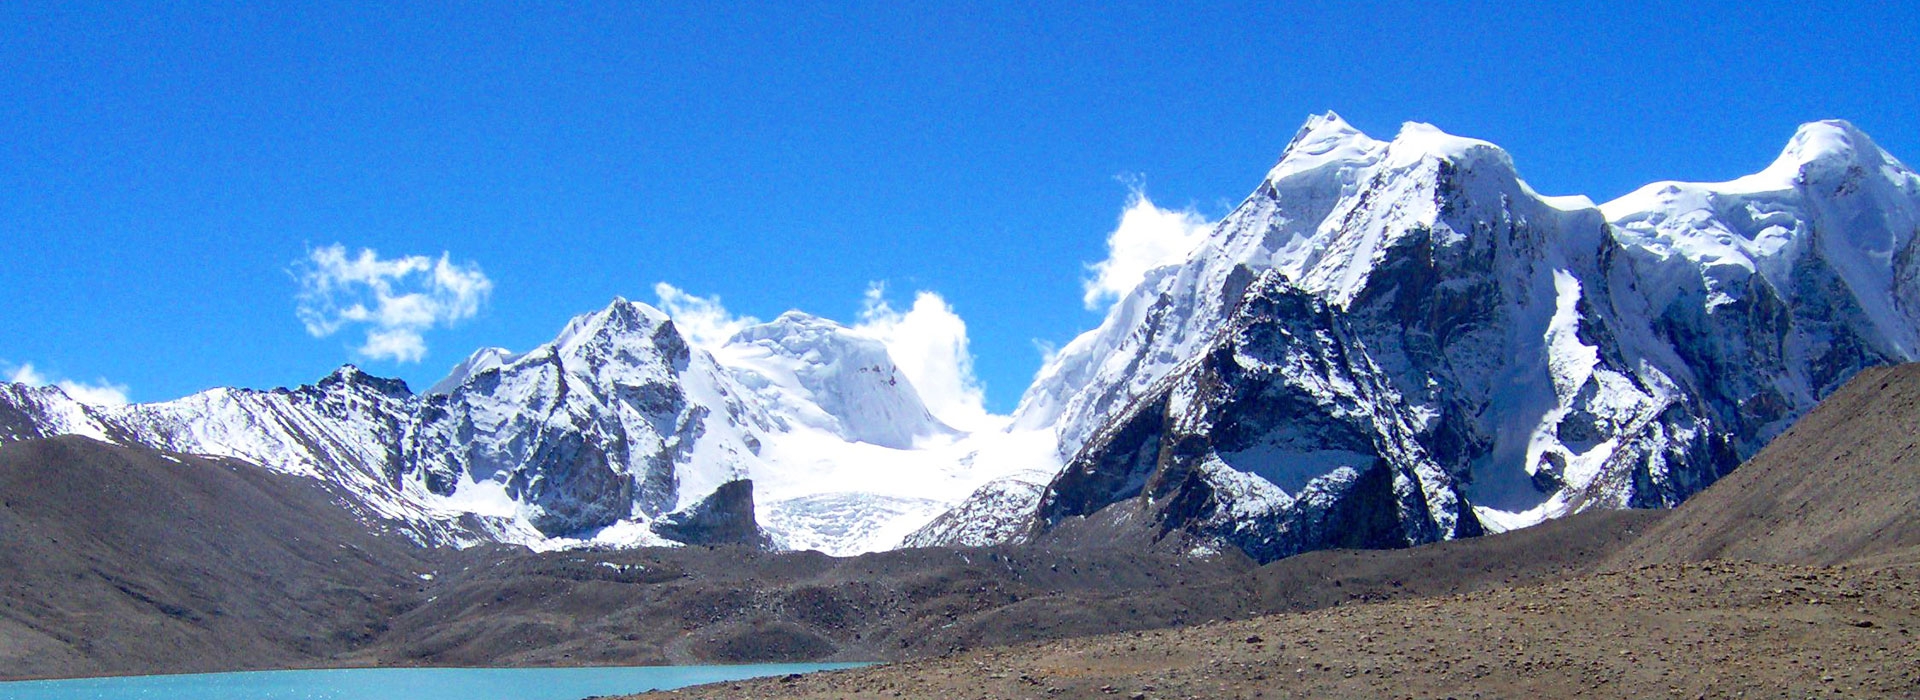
0, 663, 877, 700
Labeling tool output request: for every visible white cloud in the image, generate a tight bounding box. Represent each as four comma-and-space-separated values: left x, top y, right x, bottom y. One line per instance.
653, 283, 761, 349
1082, 189, 1214, 310
1032, 338, 1062, 367
360, 328, 429, 364
294, 244, 493, 363
852, 283, 999, 432
651, 282, 1001, 432
5, 362, 131, 406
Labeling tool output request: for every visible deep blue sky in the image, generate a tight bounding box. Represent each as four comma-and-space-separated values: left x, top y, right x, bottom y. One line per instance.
3, 2, 1916, 410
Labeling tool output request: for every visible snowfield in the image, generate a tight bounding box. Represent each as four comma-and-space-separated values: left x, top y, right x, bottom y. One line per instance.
4, 113, 1916, 562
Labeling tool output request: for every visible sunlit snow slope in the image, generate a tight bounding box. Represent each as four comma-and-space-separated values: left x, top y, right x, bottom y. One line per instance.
0, 300, 1058, 555
4, 114, 1915, 564
984, 114, 1920, 562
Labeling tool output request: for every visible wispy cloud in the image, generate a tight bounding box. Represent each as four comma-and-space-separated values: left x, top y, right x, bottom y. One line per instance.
851, 283, 996, 432
652, 282, 1000, 431
1082, 187, 1215, 311
294, 244, 493, 363
4, 362, 131, 406
654, 283, 761, 349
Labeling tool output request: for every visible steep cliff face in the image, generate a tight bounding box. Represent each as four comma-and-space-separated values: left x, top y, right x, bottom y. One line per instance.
400, 300, 767, 540
1036, 275, 1469, 561
5, 114, 1916, 564
1603, 120, 1920, 457
0, 298, 1035, 555
993, 115, 1913, 562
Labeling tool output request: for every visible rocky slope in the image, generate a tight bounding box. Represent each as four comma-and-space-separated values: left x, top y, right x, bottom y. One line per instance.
941, 114, 1920, 563
1612, 361, 1920, 568
0, 302, 1046, 556
628, 362, 1920, 700
0, 436, 429, 679
3, 114, 1915, 566
0, 434, 1658, 680
638, 560, 1920, 700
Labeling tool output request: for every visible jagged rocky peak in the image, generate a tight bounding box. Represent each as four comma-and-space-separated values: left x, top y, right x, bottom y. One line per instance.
548, 296, 692, 371
400, 296, 758, 541
1012, 112, 1599, 453
719, 310, 952, 449
1013, 113, 1751, 561
312, 364, 413, 399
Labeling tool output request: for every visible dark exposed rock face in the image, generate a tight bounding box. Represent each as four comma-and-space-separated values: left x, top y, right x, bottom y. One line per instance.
401, 300, 727, 538
1004, 116, 1915, 565
1036, 274, 1485, 562
900, 477, 1046, 548
0, 301, 770, 548
651, 479, 773, 548
1026, 142, 1723, 563
4, 117, 1917, 564
513, 433, 635, 537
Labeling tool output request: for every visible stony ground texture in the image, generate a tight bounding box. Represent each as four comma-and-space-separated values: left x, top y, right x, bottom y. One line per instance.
629, 559, 1920, 699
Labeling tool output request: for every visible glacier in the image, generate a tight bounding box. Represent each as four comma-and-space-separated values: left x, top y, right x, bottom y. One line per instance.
985, 114, 1920, 560
4, 113, 1916, 563
0, 298, 1060, 556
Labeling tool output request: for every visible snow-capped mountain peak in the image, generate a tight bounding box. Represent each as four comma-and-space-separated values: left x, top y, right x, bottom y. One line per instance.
1006, 115, 1920, 560
8, 113, 1918, 567
1382, 121, 1513, 172
315, 364, 412, 398
427, 347, 520, 395
1772, 119, 1881, 182
719, 311, 953, 449
549, 297, 683, 363
1264, 111, 1386, 184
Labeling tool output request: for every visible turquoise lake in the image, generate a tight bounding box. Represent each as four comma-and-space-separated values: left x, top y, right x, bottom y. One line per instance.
0, 664, 871, 700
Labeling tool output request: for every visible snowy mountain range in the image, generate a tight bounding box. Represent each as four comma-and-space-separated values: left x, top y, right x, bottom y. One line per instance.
4, 113, 1915, 562
0, 301, 1058, 555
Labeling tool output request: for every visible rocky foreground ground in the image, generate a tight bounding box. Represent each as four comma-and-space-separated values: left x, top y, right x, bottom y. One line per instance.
629, 559, 1920, 699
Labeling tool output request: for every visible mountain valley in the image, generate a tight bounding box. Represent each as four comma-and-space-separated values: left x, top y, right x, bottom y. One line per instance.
4, 114, 1920, 691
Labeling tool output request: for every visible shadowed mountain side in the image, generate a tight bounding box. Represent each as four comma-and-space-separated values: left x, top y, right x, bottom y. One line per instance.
354, 507, 1660, 669
0, 436, 431, 680
1612, 362, 1920, 569
0, 436, 1663, 680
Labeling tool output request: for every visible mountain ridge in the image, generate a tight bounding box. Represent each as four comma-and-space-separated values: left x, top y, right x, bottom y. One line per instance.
4, 112, 1916, 565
